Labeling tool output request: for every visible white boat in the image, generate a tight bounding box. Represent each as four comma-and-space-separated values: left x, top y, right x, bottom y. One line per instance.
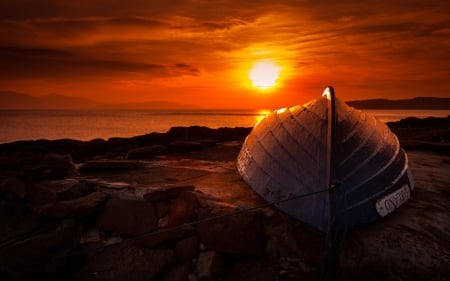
237, 87, 414, 232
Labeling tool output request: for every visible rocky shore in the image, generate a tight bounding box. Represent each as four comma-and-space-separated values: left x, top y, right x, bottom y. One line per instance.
0, 117, 449, 281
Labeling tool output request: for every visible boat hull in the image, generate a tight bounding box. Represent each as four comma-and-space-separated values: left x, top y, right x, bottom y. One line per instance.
237, 88, 414, 232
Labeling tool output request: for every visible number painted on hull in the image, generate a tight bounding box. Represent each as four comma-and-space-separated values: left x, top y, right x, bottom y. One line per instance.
376, 184, 411, 217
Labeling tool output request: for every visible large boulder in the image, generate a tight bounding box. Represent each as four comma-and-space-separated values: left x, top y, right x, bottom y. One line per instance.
22, 154, 79, 182
97, 199, 157, 236
0, 219, 81, 279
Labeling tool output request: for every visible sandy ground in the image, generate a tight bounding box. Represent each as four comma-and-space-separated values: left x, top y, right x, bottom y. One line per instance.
80, 140, 450, 280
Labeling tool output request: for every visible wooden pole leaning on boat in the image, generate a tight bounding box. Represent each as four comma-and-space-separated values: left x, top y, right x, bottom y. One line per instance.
320, 86, 347, 281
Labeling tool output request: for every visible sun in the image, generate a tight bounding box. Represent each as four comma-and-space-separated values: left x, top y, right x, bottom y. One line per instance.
249, 61, 281, 90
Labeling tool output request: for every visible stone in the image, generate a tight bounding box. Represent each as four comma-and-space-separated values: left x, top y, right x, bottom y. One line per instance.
97, 199, 157, 236
22, 154, 79, 182
163, 262, 192, 281
0, 177, 26, 199
167, 141, 208, 153
0, 219, 80, 279
28, 178, 96, 207
175, 236, 199, 261
263, 211, 300, 260
156, 200, 170, 218
197, 211, 265, 257
196, 251, 224, 281
37, 191, 107, 219
78, 245, 176, 281
125, 145, 166, 160
143, 185, 196, 202
168, 191, 200, 227
137, 225, 196, 249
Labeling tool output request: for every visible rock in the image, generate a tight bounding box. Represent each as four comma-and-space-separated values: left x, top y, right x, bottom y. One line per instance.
197, 211, 265, 257
97, 198, 157, 236
138, 225, 196, 249
143, 185, 196, 202
80, 160, 141, 171
28, 178, 96, 207
167, 141, 210, 153
156, 200, 170, 218
22, 154, 79, 182
175, 236, 199, 261
78, 245, 176, 281
196, 251, 224, 281
0, 177, 26, 199
163, 262, 192, 281
125, 145, 166, 160
223, 260, 277, 281
168, 191, 200, 227
0, 219, 81, 279
37, 191, 107, 219
263, 210, 300, 260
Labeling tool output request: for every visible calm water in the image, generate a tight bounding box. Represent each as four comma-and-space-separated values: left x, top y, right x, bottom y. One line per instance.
0, 109, 449, 144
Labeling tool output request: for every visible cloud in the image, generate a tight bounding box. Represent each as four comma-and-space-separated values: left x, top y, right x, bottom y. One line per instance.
0, 45, 202, 80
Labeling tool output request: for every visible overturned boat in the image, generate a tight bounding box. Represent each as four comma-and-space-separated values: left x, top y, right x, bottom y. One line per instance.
237, 87, 414, 232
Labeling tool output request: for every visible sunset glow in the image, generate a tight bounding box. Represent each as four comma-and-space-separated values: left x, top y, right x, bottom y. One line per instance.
0, 1, 449, 109
249, 61, 281, 90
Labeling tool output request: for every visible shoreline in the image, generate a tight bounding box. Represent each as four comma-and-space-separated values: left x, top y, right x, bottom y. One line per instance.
0, 116, 449, 280
1, 115, 448, 157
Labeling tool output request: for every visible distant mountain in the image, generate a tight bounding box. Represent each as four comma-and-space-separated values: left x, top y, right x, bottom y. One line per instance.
347, 97, 450, 109
0, 91, 197, 110
0, 91, 104, 109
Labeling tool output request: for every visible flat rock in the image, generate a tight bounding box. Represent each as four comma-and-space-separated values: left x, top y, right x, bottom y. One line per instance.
125, 145, 166, 160
80, 160, 141, 171
97, 198, 157, 236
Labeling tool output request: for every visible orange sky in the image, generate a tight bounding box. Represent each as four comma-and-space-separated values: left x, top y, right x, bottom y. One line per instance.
1, 1, 450, 109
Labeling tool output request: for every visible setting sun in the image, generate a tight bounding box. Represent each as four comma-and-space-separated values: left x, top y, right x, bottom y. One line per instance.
249, 61, 281, 90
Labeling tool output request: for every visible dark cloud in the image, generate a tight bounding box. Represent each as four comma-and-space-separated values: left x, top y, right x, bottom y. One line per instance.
0, 45, 181, 79
0, 0, 183, 20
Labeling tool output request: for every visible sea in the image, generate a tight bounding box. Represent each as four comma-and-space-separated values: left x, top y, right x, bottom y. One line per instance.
0, 109, 449, 144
